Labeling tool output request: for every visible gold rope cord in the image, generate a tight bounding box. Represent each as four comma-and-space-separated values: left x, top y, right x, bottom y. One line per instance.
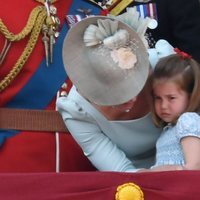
0, 6, 44, 42
0, 6, 47, 91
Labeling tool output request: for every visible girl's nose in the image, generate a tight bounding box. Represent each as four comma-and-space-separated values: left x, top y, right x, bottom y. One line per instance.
160, 100, 168, 109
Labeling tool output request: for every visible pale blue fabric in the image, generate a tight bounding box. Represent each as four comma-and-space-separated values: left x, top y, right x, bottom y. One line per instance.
57, 86, 161, 172
152, 112, 200, 167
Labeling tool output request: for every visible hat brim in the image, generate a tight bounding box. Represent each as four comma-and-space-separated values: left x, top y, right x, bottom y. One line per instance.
62, 16, 149, 106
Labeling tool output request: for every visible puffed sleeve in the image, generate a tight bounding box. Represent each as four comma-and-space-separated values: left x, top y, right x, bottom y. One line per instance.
176, 112, 200, 141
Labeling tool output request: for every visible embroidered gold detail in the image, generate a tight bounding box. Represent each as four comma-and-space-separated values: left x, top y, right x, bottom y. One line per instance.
0, 0, 59, 92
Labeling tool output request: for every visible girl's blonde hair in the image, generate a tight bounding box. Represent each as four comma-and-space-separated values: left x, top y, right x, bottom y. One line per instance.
150, 54, 200, 128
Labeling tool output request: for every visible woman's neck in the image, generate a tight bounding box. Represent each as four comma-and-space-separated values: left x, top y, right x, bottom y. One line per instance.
93, 82, 151, 121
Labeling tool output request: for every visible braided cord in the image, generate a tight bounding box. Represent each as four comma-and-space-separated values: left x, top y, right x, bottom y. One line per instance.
0, 6, 44, 41
0, 8, 47, 91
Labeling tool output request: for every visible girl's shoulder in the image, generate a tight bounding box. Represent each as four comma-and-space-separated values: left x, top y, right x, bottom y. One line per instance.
176, 112, 200, 139
178, 112, 200, 124
178, 112, 200, 121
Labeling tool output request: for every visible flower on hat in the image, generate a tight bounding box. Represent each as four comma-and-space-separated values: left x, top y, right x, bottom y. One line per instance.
111, 47, 137, 69
83, 19, 129, 48
83, 18, 137, 69
109, 8, 157, 49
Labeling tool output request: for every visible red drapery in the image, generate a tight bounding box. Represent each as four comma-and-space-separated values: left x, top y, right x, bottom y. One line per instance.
0, 170, 199, 200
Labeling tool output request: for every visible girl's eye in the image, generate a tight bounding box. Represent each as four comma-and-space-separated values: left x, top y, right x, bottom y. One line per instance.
169, 96, 176, 100
154, 96, 161, 100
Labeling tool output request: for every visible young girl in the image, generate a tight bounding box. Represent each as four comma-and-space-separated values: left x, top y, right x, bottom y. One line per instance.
150, 49, 200, 171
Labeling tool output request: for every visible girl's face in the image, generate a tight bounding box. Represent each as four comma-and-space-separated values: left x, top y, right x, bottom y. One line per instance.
153, 79, 190, 123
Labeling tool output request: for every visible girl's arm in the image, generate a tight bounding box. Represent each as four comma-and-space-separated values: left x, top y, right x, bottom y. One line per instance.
177, 112, 200, 170
138, 165, 183, 173
147, 136, 200, 172
181, 136, 200, 170
144, 113, 200, 172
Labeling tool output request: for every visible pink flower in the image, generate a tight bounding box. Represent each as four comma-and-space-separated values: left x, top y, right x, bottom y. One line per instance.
111, 47, 137, 69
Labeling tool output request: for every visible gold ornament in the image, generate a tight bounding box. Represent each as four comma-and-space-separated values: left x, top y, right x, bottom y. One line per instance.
0, 0, 60, 92
115, 182, 144, 200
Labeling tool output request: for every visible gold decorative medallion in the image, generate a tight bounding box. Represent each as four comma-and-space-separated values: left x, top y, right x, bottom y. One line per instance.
115, 182, 144, 200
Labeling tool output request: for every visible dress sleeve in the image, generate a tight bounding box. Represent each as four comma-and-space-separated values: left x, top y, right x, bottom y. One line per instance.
176, 112, 200, 141
56, 96, 137, 172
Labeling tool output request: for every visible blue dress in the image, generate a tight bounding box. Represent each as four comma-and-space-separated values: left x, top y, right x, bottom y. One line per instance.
152, 112, 200, 167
